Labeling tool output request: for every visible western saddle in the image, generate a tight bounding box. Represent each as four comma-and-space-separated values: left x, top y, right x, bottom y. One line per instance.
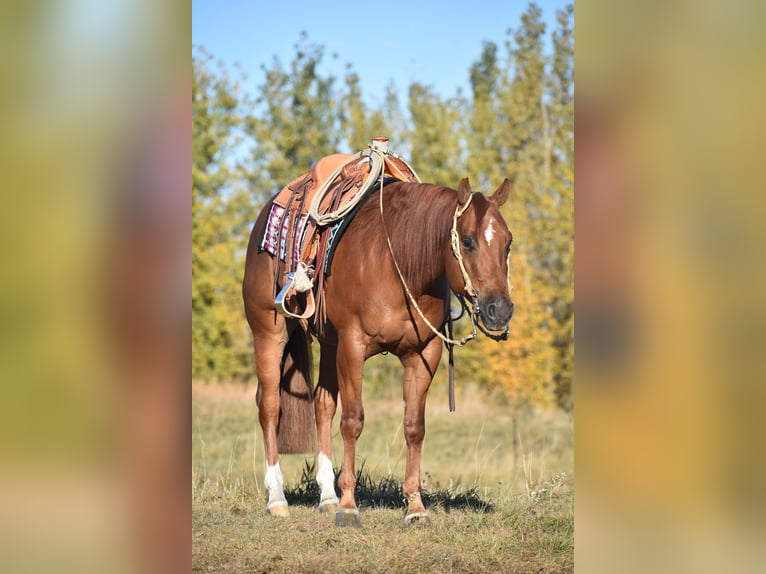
262, 136, 420, 325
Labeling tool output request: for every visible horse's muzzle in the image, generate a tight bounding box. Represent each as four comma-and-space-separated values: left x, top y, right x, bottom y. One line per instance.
479, 297, 514, 331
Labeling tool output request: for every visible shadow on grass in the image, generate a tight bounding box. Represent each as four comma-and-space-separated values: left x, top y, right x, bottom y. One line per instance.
284, 459, 494, 513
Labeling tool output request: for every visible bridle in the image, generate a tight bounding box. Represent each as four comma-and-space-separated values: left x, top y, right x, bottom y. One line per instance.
380, 183, 510, 347
447, 191, 510, 339
449, 193, 478, 300
380, 181, 510, 412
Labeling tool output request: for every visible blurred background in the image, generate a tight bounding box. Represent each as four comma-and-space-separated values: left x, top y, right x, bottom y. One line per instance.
0, 0, 189, 573
576, 0, 766, 571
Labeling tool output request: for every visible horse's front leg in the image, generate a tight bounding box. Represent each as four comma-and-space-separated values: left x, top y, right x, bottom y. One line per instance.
314, 343, 339, 513
334, 334, 366, 527
400, 336, 442, 526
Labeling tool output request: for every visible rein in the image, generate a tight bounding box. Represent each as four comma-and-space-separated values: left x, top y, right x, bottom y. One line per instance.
378, 175, 511, 412
379, 180, 478, 347
379, 182, 511, 347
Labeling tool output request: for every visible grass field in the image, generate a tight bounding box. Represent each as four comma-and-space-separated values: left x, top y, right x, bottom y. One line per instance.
192, 377, 573, 573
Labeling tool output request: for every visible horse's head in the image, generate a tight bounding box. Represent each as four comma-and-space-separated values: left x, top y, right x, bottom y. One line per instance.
447, 177, 514, 332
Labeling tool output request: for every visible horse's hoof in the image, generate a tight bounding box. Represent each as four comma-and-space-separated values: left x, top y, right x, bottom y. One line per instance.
335, 508, 361, 528
267, 502, 289, 517
319, 500, 338, 514
404, 512, 431, 527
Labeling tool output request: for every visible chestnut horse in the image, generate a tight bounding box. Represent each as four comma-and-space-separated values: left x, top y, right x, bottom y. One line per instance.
242, 177, 514, 527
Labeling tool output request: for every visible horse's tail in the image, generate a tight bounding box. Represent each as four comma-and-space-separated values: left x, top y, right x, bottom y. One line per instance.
277, 325, 317, 454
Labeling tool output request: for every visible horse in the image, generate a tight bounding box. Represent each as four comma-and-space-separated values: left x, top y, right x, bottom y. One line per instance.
242, 176, 514, 527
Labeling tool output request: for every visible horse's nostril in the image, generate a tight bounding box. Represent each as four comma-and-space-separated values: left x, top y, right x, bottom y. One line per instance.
487, 302, 497, 320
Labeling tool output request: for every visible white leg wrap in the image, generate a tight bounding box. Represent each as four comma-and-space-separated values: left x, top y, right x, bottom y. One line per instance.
316, 452, 338, 505
264, 463, 287, 509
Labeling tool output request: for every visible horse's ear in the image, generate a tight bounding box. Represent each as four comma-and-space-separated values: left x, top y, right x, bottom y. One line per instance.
457, 177, 472, 205
490, 178, 511, 207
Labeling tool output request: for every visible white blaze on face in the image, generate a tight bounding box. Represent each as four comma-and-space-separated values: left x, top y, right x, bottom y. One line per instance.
484, 218, 495, 247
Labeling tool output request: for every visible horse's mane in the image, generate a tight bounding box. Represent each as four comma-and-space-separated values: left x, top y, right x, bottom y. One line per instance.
352, 182, 461, 290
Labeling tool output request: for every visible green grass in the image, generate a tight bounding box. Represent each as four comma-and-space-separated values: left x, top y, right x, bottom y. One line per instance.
192, 381, 573, 573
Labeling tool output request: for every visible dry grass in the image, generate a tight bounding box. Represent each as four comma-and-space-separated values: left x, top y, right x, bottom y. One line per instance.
192, 381, 573, 573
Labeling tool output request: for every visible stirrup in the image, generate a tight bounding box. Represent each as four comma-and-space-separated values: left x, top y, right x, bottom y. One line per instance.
275, 271, 316, 319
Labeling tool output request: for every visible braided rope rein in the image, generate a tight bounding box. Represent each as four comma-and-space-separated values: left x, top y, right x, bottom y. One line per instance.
308, 150, 384, 226
378, 179, 479, 347
308, 143, 422, 227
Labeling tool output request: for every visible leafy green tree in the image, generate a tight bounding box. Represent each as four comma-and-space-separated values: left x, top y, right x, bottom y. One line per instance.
382, 81, 406, 147
192, 48, 253, 381
493, 2, 573, 410
547, 4, 574, 410
246, 32, 341, 198
404, 83, 464, 186
456, 3, 574, 411
340, 69, 386, 151
191, 7, 574, 411
466, 41, 504, 188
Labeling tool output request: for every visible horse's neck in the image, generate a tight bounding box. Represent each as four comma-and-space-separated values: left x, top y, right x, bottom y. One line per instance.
388, 183, 453, 295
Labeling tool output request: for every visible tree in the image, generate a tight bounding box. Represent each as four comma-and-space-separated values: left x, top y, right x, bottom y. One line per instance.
547, 4, 574, 410
455, 3, 574, 411
191, 6, 574, 411
192, 48, 254, 381
246, 32, 341, 199
404, 83, 464, 187
491, 2, 573, 411
340, 68, 386, 151
466, 41, 504, 188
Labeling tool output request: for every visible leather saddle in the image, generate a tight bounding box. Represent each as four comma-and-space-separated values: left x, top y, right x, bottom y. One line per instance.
265, 137, 419, 321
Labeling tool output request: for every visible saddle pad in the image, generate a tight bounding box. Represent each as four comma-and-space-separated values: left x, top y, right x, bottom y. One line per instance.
260, 203, 345, 276
259, 203, 308, 263
261, 177, 390, 275
322, 221, 343, 275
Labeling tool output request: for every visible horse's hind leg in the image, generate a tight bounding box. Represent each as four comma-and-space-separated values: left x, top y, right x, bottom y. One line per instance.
314, 343, 339, 513
400, 336, 442, 526
252, 317, 290, 516
334, 334, 366, 527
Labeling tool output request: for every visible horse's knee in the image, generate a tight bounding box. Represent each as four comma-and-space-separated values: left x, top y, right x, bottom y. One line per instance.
403, 417, 424, 445
340, 409, 364, 440
257, 384, 279, 411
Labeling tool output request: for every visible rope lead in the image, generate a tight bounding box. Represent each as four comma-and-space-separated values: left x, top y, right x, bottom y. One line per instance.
379, 180, 478, 347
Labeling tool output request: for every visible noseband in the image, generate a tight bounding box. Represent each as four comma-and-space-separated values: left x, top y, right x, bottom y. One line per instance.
449, 195, 510, 342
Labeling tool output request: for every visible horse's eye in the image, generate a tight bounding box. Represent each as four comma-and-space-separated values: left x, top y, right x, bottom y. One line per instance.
506, 240, 512, 254
461, 236, 475, 251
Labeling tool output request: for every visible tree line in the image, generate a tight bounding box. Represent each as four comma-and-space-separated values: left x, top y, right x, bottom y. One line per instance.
192, 2, 573, 410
